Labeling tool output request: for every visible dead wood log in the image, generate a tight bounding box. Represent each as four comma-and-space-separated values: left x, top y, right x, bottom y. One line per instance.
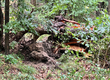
54, 15, 80, 25
63, 18, 80, 25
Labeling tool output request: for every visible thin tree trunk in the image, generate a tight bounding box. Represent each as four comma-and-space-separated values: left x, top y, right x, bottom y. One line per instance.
108, 0, 110, 15
96, 2, 105, 16
5, 0, 9, 54
0, 0, 4, 51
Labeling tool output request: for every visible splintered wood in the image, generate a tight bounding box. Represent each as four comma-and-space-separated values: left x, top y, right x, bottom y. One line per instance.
53, 16, 94, 57
58, 45, 86, 53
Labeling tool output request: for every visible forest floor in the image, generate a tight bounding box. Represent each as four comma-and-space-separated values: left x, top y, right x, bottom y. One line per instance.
0, 48, 110, 80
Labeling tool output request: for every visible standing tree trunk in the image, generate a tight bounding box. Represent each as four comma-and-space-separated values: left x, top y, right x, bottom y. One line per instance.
5, 0, 9, 54
96, 2, 105, 16
30, 0, 36, 6
0, 0, 4, 51
108, 0, 110, 15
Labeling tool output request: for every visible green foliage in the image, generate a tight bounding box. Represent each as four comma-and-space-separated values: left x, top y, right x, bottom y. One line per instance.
58, 54, 69, 62
55, 10, 110, 65
4, 0, 55, 35
0, 59, 4, 66
4, 0, 39, 35
0, 53, 36, 80
57, 56, 110, 80
4, 53, 24, 64
1, 72, 36, 80
4, 14, 38, 35
93, 10, 110, 34
5, 54, 19, 64
10, 41, 17, 49
17, 64, 36, 74
55, 32, 72, 43
37, 0, 99, 21
13, 72, 36, 80
86, 11, 110, 65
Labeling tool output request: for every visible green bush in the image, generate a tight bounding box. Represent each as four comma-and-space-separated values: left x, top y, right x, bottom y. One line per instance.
5, 54, 19, 64
37, 0, 100, 22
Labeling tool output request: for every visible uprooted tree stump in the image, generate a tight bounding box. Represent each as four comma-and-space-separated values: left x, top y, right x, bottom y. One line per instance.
8, 16, 99, 69
9, 31, 63, 69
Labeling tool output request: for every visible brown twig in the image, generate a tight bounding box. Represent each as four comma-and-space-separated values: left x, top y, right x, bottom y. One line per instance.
63, 18, 80, 25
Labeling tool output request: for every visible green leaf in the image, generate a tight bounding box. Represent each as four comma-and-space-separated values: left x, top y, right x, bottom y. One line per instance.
85, 43, 89, 47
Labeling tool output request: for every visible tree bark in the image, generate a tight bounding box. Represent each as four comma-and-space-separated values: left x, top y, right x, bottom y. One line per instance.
5, 0, 9, 54
108, 0, 110, 15
30, 0, 36, 6
0, 0, 4, 51
96, 2, 105, 16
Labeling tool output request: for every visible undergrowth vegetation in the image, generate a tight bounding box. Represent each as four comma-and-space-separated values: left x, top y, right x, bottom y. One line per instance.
0, 53, 109, 80
0, 0, 110, 79
0, 53, 36, 80
57, 56, 110, 80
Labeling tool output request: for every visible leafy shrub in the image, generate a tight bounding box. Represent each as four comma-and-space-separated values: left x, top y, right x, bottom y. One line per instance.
9, 41, 18, 49
4, 0, 39, 35
84, 11, 110, 67
37, 0, 100, 22
5, 54, 19, 64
